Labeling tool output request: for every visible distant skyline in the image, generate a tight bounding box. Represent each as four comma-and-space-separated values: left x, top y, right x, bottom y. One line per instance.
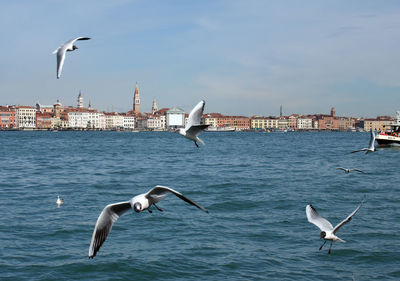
1, 0, 400, 117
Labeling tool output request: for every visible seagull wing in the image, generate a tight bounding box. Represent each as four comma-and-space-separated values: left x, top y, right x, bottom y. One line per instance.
306, 205, 334, 232
336, 167, 346, 171
368, 130, 376, 150
145, 185, 208, 213
56, 48, 66, 79
185, 100, 205, 131
351, 169, 364, 173
333, 198, 364, 234
350, 148, 367, 154
186, 124, 210, 137
88, 201, 131, 258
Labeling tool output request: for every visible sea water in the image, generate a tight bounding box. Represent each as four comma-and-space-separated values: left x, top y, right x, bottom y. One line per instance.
0, 131, 399, 280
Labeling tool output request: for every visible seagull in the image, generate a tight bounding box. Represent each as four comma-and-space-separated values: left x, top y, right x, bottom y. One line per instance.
56, 196, 63, 207
306, 197, 365, 254
53, 37, 91, 79
351, 129, 376, 154
88, 185, 208, 258
177, 100, 209, 147
336, 167, 364, 174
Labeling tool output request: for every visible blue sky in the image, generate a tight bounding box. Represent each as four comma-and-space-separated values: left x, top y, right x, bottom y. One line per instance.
1, 0, 400, 117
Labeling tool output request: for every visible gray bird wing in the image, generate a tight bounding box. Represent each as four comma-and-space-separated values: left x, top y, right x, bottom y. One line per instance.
351, 169, 364, 173
336, 167, 346, 171
185, 101, 205, 131
145, 185, 208, 213
56, 48, 66, 79
88, 201, 131, 258
368, 130, 376, 150
186, 124, 210, 137
306, 204, 334, 232
333, 198, 364, 234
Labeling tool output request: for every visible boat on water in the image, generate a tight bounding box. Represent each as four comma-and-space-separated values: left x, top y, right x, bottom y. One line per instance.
205, 126, 236, 132
376, 111, 400, 146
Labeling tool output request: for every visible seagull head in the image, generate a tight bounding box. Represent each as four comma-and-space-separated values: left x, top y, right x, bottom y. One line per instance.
73, 45, 78, 50
133, 202, 142, 213
320, 231, 326, 239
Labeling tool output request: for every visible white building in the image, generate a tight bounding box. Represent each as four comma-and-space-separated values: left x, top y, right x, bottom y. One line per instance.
105, 113, 124, 129
122, 115, 135, 129
297, 117, 313, 130
166, 106, 185, 128
15, 106, 36, 129
68, 110, 106, 129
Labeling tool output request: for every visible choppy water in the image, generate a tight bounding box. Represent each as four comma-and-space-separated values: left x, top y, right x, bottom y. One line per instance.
0, 131, 399, 280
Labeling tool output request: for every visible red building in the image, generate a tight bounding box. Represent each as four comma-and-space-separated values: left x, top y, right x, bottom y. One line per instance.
0, 106, 16, 129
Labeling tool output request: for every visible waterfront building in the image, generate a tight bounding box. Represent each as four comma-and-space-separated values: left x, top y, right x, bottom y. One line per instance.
250, 116, 279, 130
133, 83, 140, 114
166, 106, 185, 128
288, 115, 298, 130
15, 106, 36, 129
36, 112, 52, 129
204, 113, 223, 128
339, 117, 356, 131
104, 112, 124, 130
0, 106, 16, 129
216, 115, 250, 130
361, 116, 393, 132
278, 117, 288, 130
122, 114, 135, 129
297, 116, 313, 130
68, 109, 105, 129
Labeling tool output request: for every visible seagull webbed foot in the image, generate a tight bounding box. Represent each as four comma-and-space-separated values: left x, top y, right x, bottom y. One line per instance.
147, 209, 153, 213
194, 141, 199, 148
328, 242, 333, 254
153, 203, 163, 212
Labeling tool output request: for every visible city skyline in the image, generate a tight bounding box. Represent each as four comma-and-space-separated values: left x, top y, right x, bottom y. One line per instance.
1, 1, 400, 117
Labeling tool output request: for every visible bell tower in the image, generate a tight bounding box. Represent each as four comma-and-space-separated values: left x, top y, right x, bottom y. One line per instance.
133, 82, 140, 114
152, 98, 158, 114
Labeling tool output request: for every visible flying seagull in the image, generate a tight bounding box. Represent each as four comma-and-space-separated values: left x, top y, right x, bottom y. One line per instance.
56, 195, 63, 207
306, 197, 365, 254
53, 37, 91, 79
88, 185, 208, 258
336, 167, 364, 174
177, 100, 209, 147
351, 129, 376, 154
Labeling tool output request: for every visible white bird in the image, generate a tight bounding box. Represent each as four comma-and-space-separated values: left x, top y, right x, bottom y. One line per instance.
56, 196, 63, 207
336, 167, 364, 174
178, 100, 209, 147
88, 185, 208, 258
351, 129, 376, 154
306, 197, 364, 254
53, 37, 91, 79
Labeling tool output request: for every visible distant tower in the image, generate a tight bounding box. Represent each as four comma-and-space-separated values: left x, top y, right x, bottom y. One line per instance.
280, 105, 283, 117
88, 100, 92, 110
152, 98, 158, 114
133, 82, 140, 114
331, 107, 336, 117
77, 91, 84, 108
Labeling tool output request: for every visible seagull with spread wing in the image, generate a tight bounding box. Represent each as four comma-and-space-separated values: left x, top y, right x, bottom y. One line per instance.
53, 37, 91, 79
306, 197, 365, 254
178, 100, 209, 147
336, 167, 364, 174
88, 185, 208, 258
351, 129, 376, 154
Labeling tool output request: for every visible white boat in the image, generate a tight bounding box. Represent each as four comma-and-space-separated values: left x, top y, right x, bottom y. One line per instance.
205, 126, 235, 132
376, 111, 400, 146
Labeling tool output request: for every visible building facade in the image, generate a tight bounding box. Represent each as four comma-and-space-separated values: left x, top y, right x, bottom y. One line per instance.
15, 106, 36, 129
0, 106, 16, 129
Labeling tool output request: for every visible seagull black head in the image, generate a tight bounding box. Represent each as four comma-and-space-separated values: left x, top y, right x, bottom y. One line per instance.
320, 231, 326, 239
133, 202, 142, 213
73, 45, 78, 50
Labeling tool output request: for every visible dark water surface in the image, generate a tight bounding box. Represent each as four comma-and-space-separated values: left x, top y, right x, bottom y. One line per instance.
0, 131, 399, 280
